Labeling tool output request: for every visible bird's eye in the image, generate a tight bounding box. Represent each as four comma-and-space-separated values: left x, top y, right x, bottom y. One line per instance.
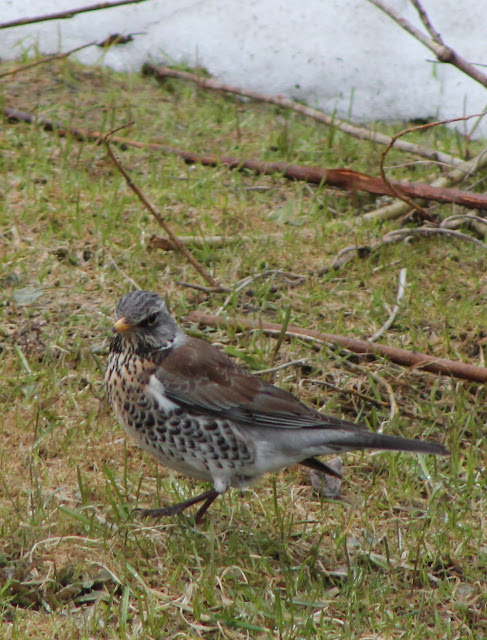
140, 312, 159, 328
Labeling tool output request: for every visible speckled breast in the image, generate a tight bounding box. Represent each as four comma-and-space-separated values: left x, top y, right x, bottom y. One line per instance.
105, 351, 255, 483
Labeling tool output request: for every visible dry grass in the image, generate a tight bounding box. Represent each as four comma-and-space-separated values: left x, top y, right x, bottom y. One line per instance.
0, 56, 486, 639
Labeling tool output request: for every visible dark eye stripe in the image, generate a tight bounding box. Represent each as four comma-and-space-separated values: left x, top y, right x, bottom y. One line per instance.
139, 312, 159, 328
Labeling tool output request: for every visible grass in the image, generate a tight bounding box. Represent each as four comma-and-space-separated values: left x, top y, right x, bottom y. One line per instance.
0, 55, 486, 639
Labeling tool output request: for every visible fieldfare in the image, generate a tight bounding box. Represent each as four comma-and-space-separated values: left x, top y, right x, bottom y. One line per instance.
105, 290, 448, 523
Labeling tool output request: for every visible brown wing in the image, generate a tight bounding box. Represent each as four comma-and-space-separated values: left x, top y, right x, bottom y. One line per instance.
154, 336, 365, 432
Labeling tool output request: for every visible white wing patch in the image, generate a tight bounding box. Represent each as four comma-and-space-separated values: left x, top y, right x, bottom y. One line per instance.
147, 375, 179, 413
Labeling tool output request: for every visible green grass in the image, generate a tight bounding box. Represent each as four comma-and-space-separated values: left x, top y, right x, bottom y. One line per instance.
0, 56, 486, 639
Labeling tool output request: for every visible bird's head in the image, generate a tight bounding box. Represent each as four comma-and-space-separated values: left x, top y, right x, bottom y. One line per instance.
110, 290, 178, 355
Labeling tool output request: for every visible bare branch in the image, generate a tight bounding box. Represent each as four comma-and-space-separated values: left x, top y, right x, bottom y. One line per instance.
185, 311, 487, 383
0, 0, 150, 30
409, 0, 444, 44
365, 144, 487, 222
148, 231, 308, 251
368, 0, 487, 88
103, 130, 221, 290
382, 227, 487, 251
376, 115, 487, 223
0, 42, 96, 79
142, 63, 464, 167
325, 219, 487, 275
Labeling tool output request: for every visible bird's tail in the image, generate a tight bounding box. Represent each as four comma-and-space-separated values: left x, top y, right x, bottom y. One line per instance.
315, 427, 448, 456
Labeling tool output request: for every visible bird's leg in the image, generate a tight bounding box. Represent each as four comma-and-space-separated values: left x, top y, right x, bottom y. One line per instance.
194, 491, 219, 524
134, 489, 220, 523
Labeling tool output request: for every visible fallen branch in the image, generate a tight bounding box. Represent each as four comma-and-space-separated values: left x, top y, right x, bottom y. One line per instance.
441, 214, 487, 240
148, 231, 308, 251
382, 226, 487, 251
185, 311, 487, 383
0, 0, 150, 30
0, 42, 96, 79
364, 146, 487, 221
368, 0, 487, 89
142, 63, 464, 168
5, 108, 487, 211
103, 129, 222, 290
375, 115, 487, 223
322, 218, 487, 275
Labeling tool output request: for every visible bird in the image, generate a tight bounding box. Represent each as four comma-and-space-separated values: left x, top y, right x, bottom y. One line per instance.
105, 290, 448, 524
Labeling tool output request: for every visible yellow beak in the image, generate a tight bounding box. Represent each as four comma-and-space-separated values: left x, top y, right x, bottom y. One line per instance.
113, 317, 134, 333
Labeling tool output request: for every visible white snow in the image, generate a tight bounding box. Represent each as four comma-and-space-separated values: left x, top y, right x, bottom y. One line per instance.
1, 0, 486, 137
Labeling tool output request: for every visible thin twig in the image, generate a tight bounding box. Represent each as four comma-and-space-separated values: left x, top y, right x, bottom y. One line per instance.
142, 63, 464, 167
364, 145, 487, 221
308, 376, 441, 425
0, 0, 150, 30
377, 114, 487, 224
217, 270, 306, 315
441, 214, 487, 240
0, 42, 96, 79
185, 311, 487, 383
442, 214, 487, 229
325, 219, 487, 275
306, 378, 386, 408
369, 268, 407, 342
409, 0, 443, 44
103, 129, 221, 290
315, 356, 399, 426
107, 255, 141, 290
176, 282, 226, 294
330, 245, 375, 271
368, 0, 487, 89
255, 358, 309, 376
382, 227, 487, 251
349, 366, 397, 426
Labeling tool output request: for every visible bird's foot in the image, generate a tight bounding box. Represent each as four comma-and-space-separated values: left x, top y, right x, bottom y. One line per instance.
132, 489, 220, 524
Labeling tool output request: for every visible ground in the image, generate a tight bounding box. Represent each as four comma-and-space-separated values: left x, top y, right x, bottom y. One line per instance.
0, 57, 486, 639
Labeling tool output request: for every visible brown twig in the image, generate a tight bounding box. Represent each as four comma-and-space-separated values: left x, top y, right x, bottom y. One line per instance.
377, 114, 487, 224
185, 311, 487, 383
176, 282, 224, 294
365, 146, 487, 222
0, 42, 97, 79
102, 128, 221, 290
368, 0, 487, 89
142, 63, 464, 168
0, 0, 150, 30
5, 108, 487, 212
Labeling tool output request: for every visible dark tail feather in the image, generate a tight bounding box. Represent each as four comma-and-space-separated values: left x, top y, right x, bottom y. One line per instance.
300, 457, 343, 478
336, 430, 449, 456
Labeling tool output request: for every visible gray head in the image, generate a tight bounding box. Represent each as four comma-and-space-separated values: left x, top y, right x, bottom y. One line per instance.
111, 290, 179, 354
